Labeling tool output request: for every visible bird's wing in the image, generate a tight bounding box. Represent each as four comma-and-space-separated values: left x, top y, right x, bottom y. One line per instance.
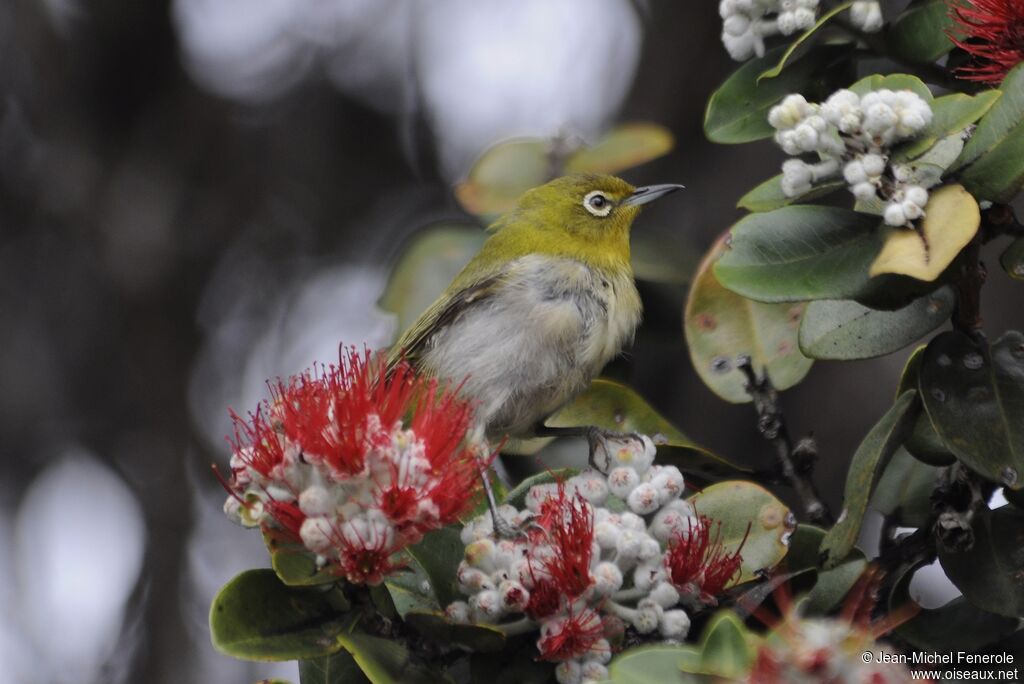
386, 270, 505, 375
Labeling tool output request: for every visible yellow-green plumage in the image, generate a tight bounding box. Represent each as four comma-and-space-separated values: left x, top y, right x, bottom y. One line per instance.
389, 173, 681, 439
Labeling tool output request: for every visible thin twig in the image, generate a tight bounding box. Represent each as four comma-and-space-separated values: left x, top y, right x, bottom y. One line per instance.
737, 356, 835, 526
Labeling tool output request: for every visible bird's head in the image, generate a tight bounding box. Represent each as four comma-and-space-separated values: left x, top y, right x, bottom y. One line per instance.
489, 174, 683, 270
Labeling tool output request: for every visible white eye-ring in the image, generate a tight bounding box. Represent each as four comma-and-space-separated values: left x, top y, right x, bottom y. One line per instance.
583, 190, 613, 217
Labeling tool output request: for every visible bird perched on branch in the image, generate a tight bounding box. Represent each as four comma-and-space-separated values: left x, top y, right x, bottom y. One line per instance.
388, 174, 683, 523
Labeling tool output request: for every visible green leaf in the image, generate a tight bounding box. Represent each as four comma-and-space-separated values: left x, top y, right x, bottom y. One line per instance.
686, 233, 812, 403
798, 287, 954, 360
895, 91, 1001, 161
265, 535, 340, 588
382, 559, 438, 617
820, 391, 920, 568
379, 223, 486, 335
939, 506, 1024, 618
687, 481, 794, 583
300, 651, 372, 684
1002, 238, 1024, 281
870, 447, 941, 528
454, 140, 550, 217
959, 121, 1024, 203
919, 330, 1024, 489
713, 206, 883, 303
209, 569, 349, 662
896, 346, 957, 466
335, 631, 447, 684
954, 63, 1024, 173
783, 525, 868, 614
406, 527, 466, 609
545, 379, 751, 480
758, 3, 854, 82
736, 174, 844, 212
869, 184, 981, 282
849, 73, 933, 101
609, 645, 714, 683
403, 611, 507, 652
705, 45, 850, 144
695, 611, 755, 678
565, 123, 674, 174
887, 0, 959, 63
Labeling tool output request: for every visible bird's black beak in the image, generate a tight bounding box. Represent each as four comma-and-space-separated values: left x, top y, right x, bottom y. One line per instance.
622, 183, 685, 207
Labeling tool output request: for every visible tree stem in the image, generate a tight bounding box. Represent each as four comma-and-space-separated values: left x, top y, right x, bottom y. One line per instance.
737, 357, 835, 526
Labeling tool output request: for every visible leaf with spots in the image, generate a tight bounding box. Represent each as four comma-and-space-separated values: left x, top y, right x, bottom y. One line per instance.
544, 379, 750, 480
797, 287, 954, 361
1002, 237, 1024, 281
686, 233, 813, 403
938, 505, 1024, 618
687, 481, 794, 583
896, 347, 956, 466
820, 391, 920, 568
919, 330, 1024, 489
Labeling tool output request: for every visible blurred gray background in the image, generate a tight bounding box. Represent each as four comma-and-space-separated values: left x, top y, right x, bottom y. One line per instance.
1, 1, 1020, 682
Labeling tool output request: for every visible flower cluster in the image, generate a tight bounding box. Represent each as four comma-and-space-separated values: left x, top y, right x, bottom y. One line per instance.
448, 437, 748, 684
951, 0, 1024, 85
741, 573, 920, 684
770, 89, 935, 227
719, 0, 882, 61
220, 349, 488, 585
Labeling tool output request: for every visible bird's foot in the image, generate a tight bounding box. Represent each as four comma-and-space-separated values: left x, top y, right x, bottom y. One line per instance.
586, 427, 648, 473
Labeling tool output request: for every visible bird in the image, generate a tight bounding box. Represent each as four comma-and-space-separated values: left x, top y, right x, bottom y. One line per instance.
387, 173, 682, 526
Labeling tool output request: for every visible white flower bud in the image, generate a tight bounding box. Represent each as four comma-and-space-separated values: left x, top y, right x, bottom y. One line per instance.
777, 11, 797, 35
722, 31, 760, 61
775, 130, 802, 155
555, 661, 582, 684
499, 580, 530, 612
861, 153, 886, 178
615, 529, 644, 560
585, 639, 613, 665
457, 563, 494, 594
298, 485, 334, 516
863, 102, 898, 138
905, 185, 929, 207
627, 483, 661, 515
884, 202, 908, 226
470, 589, 504, 622
793, 7, 816, 29
580, 662, 609, 682
902, 199, 924, 221
723, 13, 751, 36
892, 164, 913, 182
660, 609, 692, 638
619, 511, 647, 532
794, 122, 820, 151
843, 160, 868, 185
594, 520, 621, 550
851, 182, 877, 202
445, 601, 471, 623
299, 517, 334, 554
608, 467, 640, 499
633, 560, 666, 591
850, 1, 883, 32
649, 581, 682, 608
649, 465, 685, 503
632, 605, 661, 634
593, 561, 624, 596
570, 471, 610, 505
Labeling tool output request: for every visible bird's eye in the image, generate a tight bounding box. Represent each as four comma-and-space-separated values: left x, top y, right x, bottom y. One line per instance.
583, 190, 613, 217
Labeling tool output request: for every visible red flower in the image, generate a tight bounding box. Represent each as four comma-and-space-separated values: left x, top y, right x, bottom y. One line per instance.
539, 486, 596, 600
664, 515, 749, 604
536, 606, 605, 662
221, 346, 489, 585
950, 0, 1024, 84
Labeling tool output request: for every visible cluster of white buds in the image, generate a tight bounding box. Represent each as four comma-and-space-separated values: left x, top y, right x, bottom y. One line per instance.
720, 0, 882, 61
770, 89, 935, 227
221, 350, 488, 586
449, 437, 748, 684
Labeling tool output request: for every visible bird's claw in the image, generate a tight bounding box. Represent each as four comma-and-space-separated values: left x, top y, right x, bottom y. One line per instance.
586, 427, 647, 473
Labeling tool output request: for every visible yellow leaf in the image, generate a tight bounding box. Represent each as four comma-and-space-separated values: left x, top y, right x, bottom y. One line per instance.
565, 122, 674, 175
869, 184, 980, 281
455, 139, 551, 217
